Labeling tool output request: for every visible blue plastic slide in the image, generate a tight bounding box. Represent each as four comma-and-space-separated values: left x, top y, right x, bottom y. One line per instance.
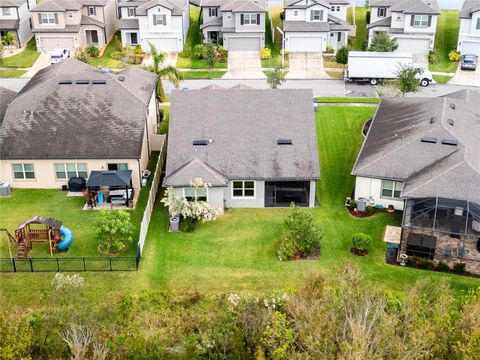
58, 226, 73, 251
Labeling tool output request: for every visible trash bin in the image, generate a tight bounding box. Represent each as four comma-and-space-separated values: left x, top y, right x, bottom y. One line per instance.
357, 197, 367, 212
98, 191, 104, 205
386, 243, 399, 264
170, 215, 180, 232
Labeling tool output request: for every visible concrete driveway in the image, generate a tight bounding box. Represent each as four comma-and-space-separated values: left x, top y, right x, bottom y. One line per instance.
224, 51, 265, 79
286, 52, 329, 79
450, 64, 480, 87
413, 53, 429, 69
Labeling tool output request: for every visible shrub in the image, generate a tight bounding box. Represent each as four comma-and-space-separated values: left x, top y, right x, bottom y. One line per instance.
349, 200, 357, 209
193, 44, 206, 59
436, 261, 450, 273
276, 204, 322, 261
95, 210, 134, 253
134, 45, 144, 55
368, 32, 398, 52
217, 46, 228, 62
180, 217, 197, 232
406, 255, 419, 267
260, 47, 271, 60
85, 44, 99, 57
449, 50, 461, 62
113, 34, 122, 51
75, 50, 88, 63
428, 50, 438, 65
179, 49, 191, 58
325, 45, 334, 54
418, 258, 435, 270
335, 46, 348, 64
453, 263, 466, 274
351, 233, 372, 252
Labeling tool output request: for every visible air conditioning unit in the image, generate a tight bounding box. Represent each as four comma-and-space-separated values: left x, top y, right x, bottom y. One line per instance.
0, 182, 11, 197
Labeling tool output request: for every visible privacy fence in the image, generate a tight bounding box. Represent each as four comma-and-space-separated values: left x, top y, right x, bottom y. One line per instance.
1, 138, 166, 273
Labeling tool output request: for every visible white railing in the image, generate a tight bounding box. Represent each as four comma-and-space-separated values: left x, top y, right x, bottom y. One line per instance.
137, 137, 166, 256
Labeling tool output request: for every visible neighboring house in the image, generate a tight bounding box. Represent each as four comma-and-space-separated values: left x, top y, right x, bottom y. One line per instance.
0, 58, 161, 191
367, 0, 440, 55
282, 0, 351, 52
117, 0, 190, 52
0, 0, 36, 47
30, 0, 116, 52
163, 86, 320, 213
352, 89, 480, 275
457, 0, 480, 56
200, 0, 268, 51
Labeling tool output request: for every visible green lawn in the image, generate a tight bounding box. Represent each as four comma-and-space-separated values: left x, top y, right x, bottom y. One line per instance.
0, 69, 27, 77
0, 152, 159, 258
86, 34, 122, 68
261, 7, 288, 68
429, 10, 460, 73
158, 104, 170, 134
347, 7, 368, 51
316, 97, 380, 103
176, 6, 228, 69
433, 74, 453, 83
0, 37, 40, 68
180, 70, 226, 79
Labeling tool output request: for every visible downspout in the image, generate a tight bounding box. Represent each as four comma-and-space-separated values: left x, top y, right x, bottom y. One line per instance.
102, 6, 107, 45
137, 159, 142, 189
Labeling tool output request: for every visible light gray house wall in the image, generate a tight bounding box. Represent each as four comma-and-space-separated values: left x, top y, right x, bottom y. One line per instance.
224, 180, 265, 208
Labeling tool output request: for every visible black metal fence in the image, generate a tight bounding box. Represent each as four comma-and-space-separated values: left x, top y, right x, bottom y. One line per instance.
0, 253, 140, 273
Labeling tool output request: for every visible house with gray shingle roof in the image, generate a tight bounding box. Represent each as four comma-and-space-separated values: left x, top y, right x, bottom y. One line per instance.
457, 0, 480, 56
163, 87, 320, 213
0, 58, 161, 191
117, 0, 190, 52
30, 0, 116, 52
200, 0, 268, 51
367, 0, 440, 56
282, 0, 351, 52
0, 0, 36, 47
352, 89, 480, 275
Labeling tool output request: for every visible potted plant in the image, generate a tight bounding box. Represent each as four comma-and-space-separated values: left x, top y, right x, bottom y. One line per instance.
387, 204, 395, 213
351, 233, 372, 256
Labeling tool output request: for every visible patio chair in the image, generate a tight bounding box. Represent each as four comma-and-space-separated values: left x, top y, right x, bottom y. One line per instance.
443, 248, 452, 257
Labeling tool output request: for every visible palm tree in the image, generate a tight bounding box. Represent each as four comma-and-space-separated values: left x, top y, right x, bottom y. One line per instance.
145, 42, 183, 102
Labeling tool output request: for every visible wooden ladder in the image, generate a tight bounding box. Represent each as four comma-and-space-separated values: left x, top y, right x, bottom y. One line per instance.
17, 242, 27, 259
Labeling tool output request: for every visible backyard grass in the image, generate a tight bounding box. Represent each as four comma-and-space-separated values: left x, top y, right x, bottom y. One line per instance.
316, 96, 380, 103
1, 105, 478, 308
433, 74, 453, 83
262, 7, 288, 68
180, 70, 226, 79
86, 34, 122, 69
347, 7, 368, 51
0, 69, 27, 77
158, 104, 170, 135
176, 6, 228, 69
0, 37, 40, 68
429, 10, 460, 73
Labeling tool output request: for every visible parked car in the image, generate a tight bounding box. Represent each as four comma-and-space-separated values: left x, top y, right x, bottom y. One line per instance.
49, 48, 70, 64
461, 54, 478, 71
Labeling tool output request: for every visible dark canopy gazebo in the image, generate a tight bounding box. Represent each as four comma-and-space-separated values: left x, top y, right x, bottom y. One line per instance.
86, 170, 133, 206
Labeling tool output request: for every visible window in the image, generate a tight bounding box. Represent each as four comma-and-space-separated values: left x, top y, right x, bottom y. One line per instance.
294, 10, 298, 16
2, 8, 11, 16
68, 11, 73, 18
396, 15, 401, 20
477, 18, 480, 30
13, 164, 35, 180
377, 7, 386, 17
129, 32, 138, 44
128, 7, 135, 17
55, 163, 87, 179
381, 180, 403, 199
232, 181, 255, 198
412, 14, 429, 27
184, 187, 207, 201
107, 163, 128, 171
330, 6, 335, 11
209, 7, 217, 17
227, 13, 232, 19
88, 6, 96, 16
330, 32, 334, 37
40, 13, 56, 24
336, 6, 340, 11
337, 32, 341, 41
153, 14, 166, 25
311, 10, 323, 21
243, 13, 258, 25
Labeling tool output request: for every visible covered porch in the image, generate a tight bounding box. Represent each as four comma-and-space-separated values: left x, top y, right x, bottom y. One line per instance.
265, 181, 315, 208
84, 170, 135, 210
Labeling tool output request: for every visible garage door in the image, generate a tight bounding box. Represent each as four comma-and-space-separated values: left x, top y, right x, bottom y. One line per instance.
461, 41, 480, 56
396, 38, 430, 54
39, 37, 75, 51
227, 37, 260, 51
289, 37, 323, 52
144, 37, 178, 52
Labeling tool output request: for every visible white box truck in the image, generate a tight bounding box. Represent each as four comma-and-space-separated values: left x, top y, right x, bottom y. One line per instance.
346, 51, 433, 87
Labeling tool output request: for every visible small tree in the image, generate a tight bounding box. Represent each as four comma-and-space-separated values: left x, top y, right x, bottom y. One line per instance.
368, 32, 398, 52
95, 210, 133, 253
265, 68, 287, 89
335, 46, 349, 64
395, 63, 419, 97
204, 42, 217, 69
0, 43, 4, 64
2, 32, 17, 53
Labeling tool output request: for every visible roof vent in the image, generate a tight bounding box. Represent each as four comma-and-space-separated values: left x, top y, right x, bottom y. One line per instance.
58, 80, 72, 85
193, 140, 209, 146
421, 137, 437, 144
92, 80, 106, 85
430, 116, 438, 124
447, 118, 454, 126
75, 80, 90, 85
449, 103, 456, 110
442, 139, 458, 146
118, 76, 125, 82
277, 139, 293, 145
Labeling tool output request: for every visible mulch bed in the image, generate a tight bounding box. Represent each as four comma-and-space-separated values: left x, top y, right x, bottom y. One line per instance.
351, 248, 368, 256
292, 248, 320, 260
347, 207, 375, 218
